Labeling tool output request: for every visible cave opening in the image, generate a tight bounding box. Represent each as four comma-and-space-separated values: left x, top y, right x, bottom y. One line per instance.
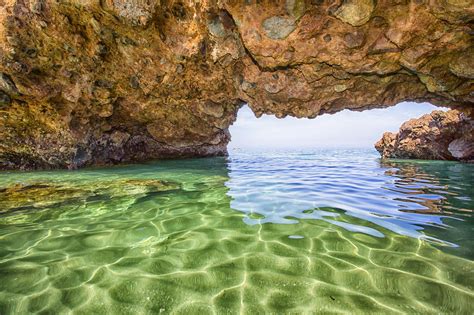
228, 102, 445, 154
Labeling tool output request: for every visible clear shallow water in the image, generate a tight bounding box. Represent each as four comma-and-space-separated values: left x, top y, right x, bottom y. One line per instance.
0, 148, 473, 314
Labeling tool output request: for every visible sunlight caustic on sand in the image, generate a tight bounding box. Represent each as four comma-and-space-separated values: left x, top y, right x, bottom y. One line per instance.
0, 151, 473, 313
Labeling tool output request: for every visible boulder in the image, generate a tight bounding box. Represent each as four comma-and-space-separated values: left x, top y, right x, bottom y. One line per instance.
375, 110, 474, 162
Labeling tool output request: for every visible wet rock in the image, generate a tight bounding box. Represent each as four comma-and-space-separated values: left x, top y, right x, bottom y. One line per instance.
262, 16, 296, 40
0, 183, 90, 213
0, 179, 180, 213
334, 0, 375, 26
94, 179, 181, 198
146, 122, 186, 147
375, 110, 474, 161
73, 147, 91, 168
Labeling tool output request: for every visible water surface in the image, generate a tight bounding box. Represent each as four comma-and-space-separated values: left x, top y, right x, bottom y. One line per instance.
0, 149, 473, 313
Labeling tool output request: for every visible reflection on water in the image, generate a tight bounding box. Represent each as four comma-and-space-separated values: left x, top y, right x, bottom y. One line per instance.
0, 149, 472, 313
379, 159, 473, 259
227, 149, 473, 253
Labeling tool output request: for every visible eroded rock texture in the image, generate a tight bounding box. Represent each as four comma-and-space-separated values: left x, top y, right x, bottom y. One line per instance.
375, 110, 474, 162
0, 0, 473, 169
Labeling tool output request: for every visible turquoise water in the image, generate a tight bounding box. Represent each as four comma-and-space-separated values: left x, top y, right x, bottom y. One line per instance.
0, 148, 473, 313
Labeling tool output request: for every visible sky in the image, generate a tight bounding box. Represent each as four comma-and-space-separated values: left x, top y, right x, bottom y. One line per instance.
228, 102, 445, 149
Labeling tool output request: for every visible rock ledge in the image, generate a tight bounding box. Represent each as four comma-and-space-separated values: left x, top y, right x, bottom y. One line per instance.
375, 110, 474, 162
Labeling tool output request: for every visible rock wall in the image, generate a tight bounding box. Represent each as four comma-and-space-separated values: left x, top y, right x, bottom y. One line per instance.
375, 110, 474, 162
0, 0, 473, 169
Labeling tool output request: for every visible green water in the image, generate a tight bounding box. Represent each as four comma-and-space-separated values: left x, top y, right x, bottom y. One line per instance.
0, 150, 473, 314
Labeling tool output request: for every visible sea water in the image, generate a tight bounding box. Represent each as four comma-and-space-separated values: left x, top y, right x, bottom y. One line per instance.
0, 148, 472, 313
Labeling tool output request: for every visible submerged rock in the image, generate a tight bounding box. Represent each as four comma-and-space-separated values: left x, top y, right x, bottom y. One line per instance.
0, 179, 181, 214
375, 110, 474, 162
97, 179, 181, 198
0, 183, 91, 213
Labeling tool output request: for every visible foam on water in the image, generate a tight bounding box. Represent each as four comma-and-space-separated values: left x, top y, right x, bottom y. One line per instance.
0, 149, 473, 313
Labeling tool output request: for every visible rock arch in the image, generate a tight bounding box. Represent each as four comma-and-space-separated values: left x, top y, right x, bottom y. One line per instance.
0, 0, 472, 169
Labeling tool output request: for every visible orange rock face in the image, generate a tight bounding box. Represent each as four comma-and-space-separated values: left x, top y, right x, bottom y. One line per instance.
0, 1, 473, 169
375, 110, 474, 162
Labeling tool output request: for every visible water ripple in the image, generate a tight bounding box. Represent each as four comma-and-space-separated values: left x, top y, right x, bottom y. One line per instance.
0, 149, 472, 313
227, 148, 473, 253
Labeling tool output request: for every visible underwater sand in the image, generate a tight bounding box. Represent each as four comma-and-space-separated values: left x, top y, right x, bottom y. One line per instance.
0, 149, 473, 313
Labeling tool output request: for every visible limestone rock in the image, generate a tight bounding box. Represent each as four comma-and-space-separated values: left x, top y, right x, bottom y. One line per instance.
344, 32, 365, 49
208, 18, 227, 38
0, 91, 11, 107
262, 16, 296, 40
103, 0, 159, 26
0, 73, 18, 95
334, 0, 375, 27
375, 110, 474, 162
449, 49, 474, 79
0, 1, 472, 169
286, 0, 306, 20
449, 138, 474, 160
